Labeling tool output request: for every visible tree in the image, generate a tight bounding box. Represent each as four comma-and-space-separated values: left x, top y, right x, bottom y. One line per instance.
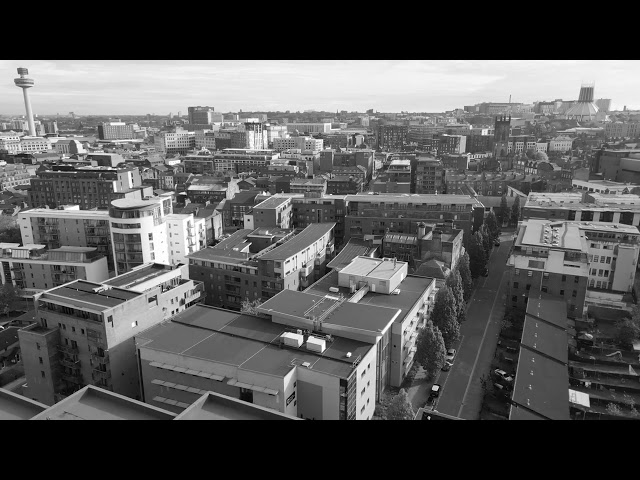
446, 270, 465, 323
0, 216, 21, 244
415, 319, 446, 379
431, 286, 460, 348
534, 151, 549, 162
479, 224, 492, 257
468, 232, 487, 278
615, 317, 640, 345
457, 252, 473, 301
496, 195, 509, 226
0, 284, 23, 316
525, 149, 536, 159
483, 211, 499, 242
510, 195, 521, 226
386, 388, 415, 420
606, 402, 622, 416
241, 299, 263, 316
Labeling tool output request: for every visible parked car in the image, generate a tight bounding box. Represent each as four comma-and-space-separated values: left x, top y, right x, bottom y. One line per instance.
494, 369, 514, 383
429, 384, 441, 399
494, 240, 500, 247
441, 361, 453, 372
482, 267, 489, 277
445, 349, 456, 363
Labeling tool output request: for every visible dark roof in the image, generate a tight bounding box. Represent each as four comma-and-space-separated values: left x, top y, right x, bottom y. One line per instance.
521, 315, 568, 364
414, 259, 449, 279
511, 349, 569, 420
327, 238, 378, 270
259, 223, 335, 261
525, 293, 567, 329
0, 327, 20, 351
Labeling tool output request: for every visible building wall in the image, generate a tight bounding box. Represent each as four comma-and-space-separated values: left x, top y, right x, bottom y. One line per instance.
167, 215, 206, 266
18, 325, 60, 405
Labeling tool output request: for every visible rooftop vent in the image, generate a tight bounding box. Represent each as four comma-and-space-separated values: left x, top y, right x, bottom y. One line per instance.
301, 361, 312, 368
346, 352, 352, 358
281, 332, 304, 348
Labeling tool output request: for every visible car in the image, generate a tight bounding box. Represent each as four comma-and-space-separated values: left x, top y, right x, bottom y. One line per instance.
441, 361, 453, 372
445, 349, 456, 362
482, 267, 489, 277
494, 240, 500, 247
429, 384, 441, 399
494, 369, 514, 383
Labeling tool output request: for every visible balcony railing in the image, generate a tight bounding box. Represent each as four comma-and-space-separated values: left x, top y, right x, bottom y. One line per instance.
91, 353, 109, 365
92, 369, 112, 381
59, 357, 80, 369
57, 344, 79, 355
60, 371, 83, 385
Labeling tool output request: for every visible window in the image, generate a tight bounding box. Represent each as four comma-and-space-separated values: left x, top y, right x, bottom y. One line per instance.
600, 256, 605, 263
72, 327, 75, 333
598, 269, 603, 276
574, 276, 579, 283
513, 282, 519, 289
36, 342, 40, 350
527, 271, 532, 277
604, 270, 609, 277
560, 290, 565, 295
526, 284, 531, 291
541, 286, 548, 293
593, 255, 599, 262
41, 371, 45, 378
39, 357, 43, 364
512, 295, 518, 303
606, 257, 611, 264
572, 290, 577, 297
561, 275, 566, 282
543, 273, 549, 279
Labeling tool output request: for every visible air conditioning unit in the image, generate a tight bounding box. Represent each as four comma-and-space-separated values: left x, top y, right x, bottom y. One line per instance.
346, 352, 352, 358
329, 286, 340, 293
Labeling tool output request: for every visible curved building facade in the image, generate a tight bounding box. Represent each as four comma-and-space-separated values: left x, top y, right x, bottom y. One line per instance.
109, 197, 172, 275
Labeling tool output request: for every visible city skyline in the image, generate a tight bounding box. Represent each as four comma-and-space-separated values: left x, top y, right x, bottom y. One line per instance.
1, 60, 640, 116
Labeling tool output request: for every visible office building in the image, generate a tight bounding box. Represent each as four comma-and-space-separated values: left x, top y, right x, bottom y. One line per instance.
319, 149, 375, 181
344, 193, 483, 240
285, 123, 332, 134
109, 197, 173, 275
437, 134, 467, 155
604, 122, 640, 139
154, 129, 196, 155
187, 106, 223, 125
415, 158, 444, 194
187, 223, 335, 310
17, 263, 205, 405
328, 175, 364, 195
98, 122, 140, 140
593, 148, 640, 183
28, 164, 150, 210
194, 130, 218, 150
18, 207, 114, 272
292, 196, 347, 246
244, 195, 293, 230
19, 136, 52, 153
306, 256, 437, 388
0, 243, 109, 296
548, 136, 574, 152
377, 124, 408, 151
0, 163, 32, 189
290, 178, 327, 197
136, 298, 382, 419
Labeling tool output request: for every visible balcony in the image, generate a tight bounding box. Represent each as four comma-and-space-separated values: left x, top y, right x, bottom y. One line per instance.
60, 371, 83, 385
57, 344, 79, 355
92, 369, 112, 381
91, 353, 109, 365
59, 356, 80, 369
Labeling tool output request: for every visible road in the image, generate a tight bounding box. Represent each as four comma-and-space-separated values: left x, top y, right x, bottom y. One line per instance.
432, 229, 511, 419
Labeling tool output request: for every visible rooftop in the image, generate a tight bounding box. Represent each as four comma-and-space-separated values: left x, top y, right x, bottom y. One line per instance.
254, 195, 291, 210
345, 193, 482, 206
0, 389, 47, 420
327, 238, 378, 270
138, 304, 375, 380
41, 280, 141, 311
30, 386, 176, 420
259, 223, 335, 261
173, 391, 300, 420
339, 256, 407, 280
104, 263, 183, 291
19, 208, 109, 218
525, 293, 569, 330
110, 197, 163, 209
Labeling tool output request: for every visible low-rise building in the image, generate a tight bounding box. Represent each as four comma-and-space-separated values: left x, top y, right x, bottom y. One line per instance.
18, 263, 205, 405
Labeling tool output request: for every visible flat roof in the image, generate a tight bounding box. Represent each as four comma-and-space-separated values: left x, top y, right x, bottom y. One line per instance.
19, 208, 109, 218
521, 315, 568, 364
111, 197, 163, 209
173, 391, 300, 420
339, 256, 407, 280
42, 280, 141, 311
525, 293, 569, 330
511, 349, 569, 420
327, 238, 378, 270
137, 304, 374, 379
31, 386, 176, 420
0, 388, 47, 420
254, 195, 290, 210
345, 193, 482, 206
259, 223, 335, 261
509, 406, 548, 420
104, 263, 177, 289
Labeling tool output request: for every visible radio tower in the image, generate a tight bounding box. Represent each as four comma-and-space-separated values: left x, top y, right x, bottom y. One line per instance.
14, 67, 36, 136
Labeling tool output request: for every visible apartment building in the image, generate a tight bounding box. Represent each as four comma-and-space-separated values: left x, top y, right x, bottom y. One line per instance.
381, 222, 463, 272
548, 136, 573, 152
446, 171, 536, 197
305, 256, 437, 389
28, 164, 151, 210
604, 122, 640, 139
328, 175, 364, 195
0, 164, 31, 189
344, 193, 482, 240
0, 243, 108, 296
292, 196, 347, 246
18, 207, 114, 271
437, 134, 467, 155
154, 129, 196, 155
18, 263, 205, 405
245, 196, 293, 230
593, 148, 640, 183
136, 298, 382, 419
290, 178, 327, 197
273, 136, 323, 152
187, 223, 335, 310
166, 214, 206, 266
415, 158, 444, 194
19, 137, 52, 153
109, 197, 173, 275
466, 134, 495, 154
318, 149, 375, 181
213, 149, 279, 174
193, 130, 218, 150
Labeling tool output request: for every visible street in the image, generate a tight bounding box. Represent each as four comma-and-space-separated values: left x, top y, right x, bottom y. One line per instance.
407, 228, 511, 418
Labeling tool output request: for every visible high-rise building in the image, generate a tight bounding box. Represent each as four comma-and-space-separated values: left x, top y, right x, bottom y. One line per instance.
109, 196, 173, 275
17, 263, 205, 405
98, 122, 139, 140
415, 157, 444, 194
376, 124, 408, 151
494, 115, 511, 157
153, 129, 196, 155
188, 106, 215, 125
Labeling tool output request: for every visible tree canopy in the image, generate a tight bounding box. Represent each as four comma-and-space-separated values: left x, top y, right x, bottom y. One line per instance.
431, 286, 460, 348
483, 211, 500, 242
510, 195, 521, 225
497, 195, 508, 226
468, 231, 487, 278
446, 270, 465, 323
387, 388, 415, 420
0, 216, 22, 244
0, 284, 23, 316
456, 251, 474, 301
415, 319, 446, 380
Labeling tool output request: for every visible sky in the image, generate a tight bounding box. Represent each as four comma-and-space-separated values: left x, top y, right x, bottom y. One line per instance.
1, 60, 639, 116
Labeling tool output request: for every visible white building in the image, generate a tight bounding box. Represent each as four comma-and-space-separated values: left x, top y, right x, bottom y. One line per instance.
273, 136, 324, 152
285, 123, 332, 134
109, 197, 173, 275
548, 136, 573, 152
19, 136, 52, 153
166, 214, 206, 266
154, 129, 195, 155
